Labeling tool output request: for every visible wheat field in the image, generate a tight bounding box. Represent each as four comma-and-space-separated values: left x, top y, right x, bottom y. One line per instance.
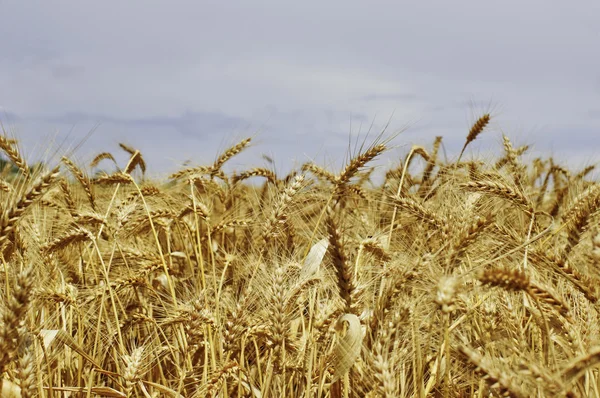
0, 116, 599, 397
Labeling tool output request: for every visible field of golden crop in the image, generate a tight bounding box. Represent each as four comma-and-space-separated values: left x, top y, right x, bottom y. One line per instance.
0, 115, 599, 397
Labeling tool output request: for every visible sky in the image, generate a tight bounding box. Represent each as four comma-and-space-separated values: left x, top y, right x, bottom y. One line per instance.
1, 0, 599, 177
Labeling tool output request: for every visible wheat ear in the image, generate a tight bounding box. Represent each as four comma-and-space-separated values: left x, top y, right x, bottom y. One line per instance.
0, 131, 29, 179
301, 162, 337, 185
213, 137, 252, 171
460, 180, 532, 212
0, 265, 34, 374
326, 210, 356, 314
62, 156, 96, 210
457, 114, 490, 162
232, 167, 277, 185
337, 144, 386, 187
0, 166, 60, 250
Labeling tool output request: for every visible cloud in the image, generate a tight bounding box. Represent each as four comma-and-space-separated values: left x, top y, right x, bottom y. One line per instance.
50, 64, 85, 80
0, 0, 597, 173
0, 108, 21, 123
588, 109, 600, 120
359, 93, 421, 102
35, 110, 248, 138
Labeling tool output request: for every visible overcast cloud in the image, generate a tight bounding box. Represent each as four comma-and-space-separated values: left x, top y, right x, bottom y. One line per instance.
1, 0, 599, 176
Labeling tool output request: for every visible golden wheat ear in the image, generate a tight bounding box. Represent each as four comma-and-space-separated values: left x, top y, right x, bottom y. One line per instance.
0, 265, 34, 374
262, 174, 305, 246
119, 143, 147, 175
232, 167, 277, 185
301, 162, 337, 185
213, 137, 252, 172
90, 152, 117, 169
326, 209, 356, 315
337, 143, 387, 189
457, 114, 490, 163
460, 180, 532, 212
0, 128, 30, 179
62, 156, 96, 210
0, 165, 60, 251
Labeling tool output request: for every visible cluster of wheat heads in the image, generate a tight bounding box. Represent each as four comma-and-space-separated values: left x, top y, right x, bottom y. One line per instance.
0, 121, 599, 397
